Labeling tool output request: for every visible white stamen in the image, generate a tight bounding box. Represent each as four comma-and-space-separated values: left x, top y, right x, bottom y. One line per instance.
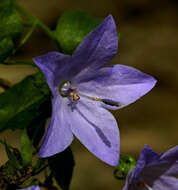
145, 184, 153, 190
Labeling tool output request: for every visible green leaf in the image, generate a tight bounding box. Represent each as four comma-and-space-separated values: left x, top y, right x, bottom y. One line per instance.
55, 11, 102, 54
21, 128, 33, 166
4, 160, 15, 175
0, 0, 15, 11
3, 141, 22, 170
0, 72, 51, 132
27, 117, 46, 147
48, 147, 75, 190
0, 37, 14, 62
0, 9, 24, 41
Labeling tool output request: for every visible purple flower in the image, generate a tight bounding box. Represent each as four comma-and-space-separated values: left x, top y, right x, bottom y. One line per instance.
18, 186, 40, 190
33, 15, 156, 166
123, 145, 178, 190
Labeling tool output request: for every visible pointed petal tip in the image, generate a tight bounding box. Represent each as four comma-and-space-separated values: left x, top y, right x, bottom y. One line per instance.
39, 144, 72, 158
39, 138, 73, 158
101, 150, 120, 166
105, 14, 114, 21
142, 144, 156, 155
143, 144, 152, 150
32, 51, 60, 63
103, 14, 116, 28
110, 156, 119, 166
151, 77, 157, 87
39, 147, 58, 158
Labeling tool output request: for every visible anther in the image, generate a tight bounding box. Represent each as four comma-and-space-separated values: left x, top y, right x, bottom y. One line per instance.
69, 91, 80, 102
101, 99, 122, 107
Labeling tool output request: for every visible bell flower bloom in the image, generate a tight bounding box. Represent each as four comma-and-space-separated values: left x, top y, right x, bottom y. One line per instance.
123, 145, 178, 190
33, 15, 156, 166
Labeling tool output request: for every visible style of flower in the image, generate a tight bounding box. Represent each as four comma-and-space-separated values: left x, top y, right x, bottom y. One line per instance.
18, 185, 40, 190
123, 145, 178, 190
33, 15, 156, 166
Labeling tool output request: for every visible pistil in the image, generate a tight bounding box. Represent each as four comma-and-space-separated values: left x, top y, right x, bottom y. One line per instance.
59, 81, 122, 107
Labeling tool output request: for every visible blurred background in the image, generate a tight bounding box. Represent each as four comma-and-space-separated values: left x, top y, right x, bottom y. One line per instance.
0, 0, 178, 189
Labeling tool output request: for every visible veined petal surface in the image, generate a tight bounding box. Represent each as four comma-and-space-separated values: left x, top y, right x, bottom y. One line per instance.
74, 65, 156, 110
67, 97, 119, 166
67, 15, 118, 79
39, 95, 73, 157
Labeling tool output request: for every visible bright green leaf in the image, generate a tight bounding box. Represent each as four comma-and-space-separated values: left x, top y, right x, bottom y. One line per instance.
55, 11, 103, 54
21, 128, 33, 166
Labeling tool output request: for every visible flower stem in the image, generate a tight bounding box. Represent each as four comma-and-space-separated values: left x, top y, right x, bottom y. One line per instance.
15, 4, 56, 41
13, 20, 38, 55
32, 164, 49, 176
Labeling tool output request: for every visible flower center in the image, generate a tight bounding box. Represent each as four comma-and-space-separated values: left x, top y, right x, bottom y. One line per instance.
59, 81, 80, 102
59, 81, 122, 107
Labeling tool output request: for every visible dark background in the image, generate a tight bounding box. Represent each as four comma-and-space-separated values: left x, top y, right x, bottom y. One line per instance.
0, 0, 178, 189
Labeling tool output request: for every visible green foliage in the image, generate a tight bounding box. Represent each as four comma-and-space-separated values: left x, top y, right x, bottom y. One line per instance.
27, 118, 46, 147
3, 141, 22, 170
0, 9, 24, 41
21, 128, 33, 167
0, 5, 24, 61
0, 72, 51, 132
0, 37, 14, 62
55, 11, 102, 54
48, 147, 75, 190
0, 0, 15, 11
114, 155, 136, 180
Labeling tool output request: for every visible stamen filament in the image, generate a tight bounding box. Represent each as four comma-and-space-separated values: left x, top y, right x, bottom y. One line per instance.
145, 184, 153, 190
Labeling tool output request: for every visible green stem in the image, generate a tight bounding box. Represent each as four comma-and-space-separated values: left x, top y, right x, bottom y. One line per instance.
32, 164, 49, 176
13, 20, 38, 55
15, 4, 56, 41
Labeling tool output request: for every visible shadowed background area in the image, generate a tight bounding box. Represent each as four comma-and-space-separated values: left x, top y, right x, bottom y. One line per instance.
0, 0, 178, 189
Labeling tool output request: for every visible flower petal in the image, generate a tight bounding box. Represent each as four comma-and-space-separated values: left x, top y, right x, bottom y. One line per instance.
18, 186, 40, 190
160, 145, 178, 161
142, 146, 178, 177
75, 65, 156, 110
122, 168, 141, 190
33, 52, 71, 94
67, 15, 118, 79
152, 176, 178, 190
39, 95, 73, 157
164, 161, 178, 176
68, 97, 119, 166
